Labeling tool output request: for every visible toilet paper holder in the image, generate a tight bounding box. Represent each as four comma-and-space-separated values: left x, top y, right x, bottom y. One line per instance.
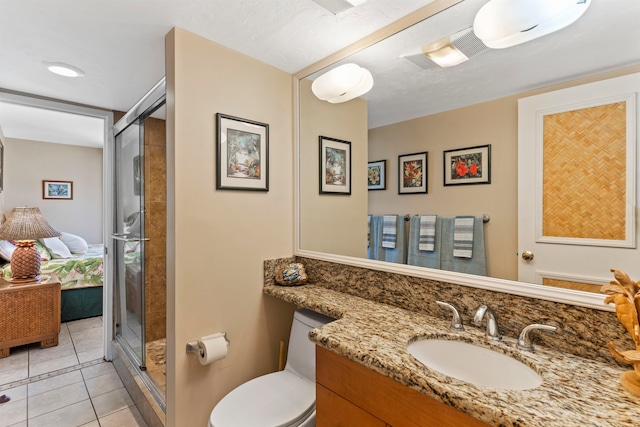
186, 332, 230, 356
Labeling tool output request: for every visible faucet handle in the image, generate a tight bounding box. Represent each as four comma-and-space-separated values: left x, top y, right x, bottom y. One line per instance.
435, 301, 465, 331
517, 324, 557, 352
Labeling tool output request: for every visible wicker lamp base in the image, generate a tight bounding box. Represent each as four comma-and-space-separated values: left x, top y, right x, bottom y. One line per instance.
10, 240, 41, 283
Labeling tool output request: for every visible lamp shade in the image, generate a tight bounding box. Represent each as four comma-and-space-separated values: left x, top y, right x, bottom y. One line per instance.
311, 63, 374, 103
0, 207, 61, 240
473, 0, 591, 49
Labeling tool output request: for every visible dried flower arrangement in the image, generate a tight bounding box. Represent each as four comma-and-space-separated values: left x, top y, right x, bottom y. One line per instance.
601, 269, 640, 396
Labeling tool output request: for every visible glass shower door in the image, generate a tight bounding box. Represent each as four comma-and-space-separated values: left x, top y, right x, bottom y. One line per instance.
113, 120, 147, 367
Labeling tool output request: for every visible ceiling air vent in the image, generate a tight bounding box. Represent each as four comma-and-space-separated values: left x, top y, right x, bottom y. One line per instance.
403, 27, 488, 70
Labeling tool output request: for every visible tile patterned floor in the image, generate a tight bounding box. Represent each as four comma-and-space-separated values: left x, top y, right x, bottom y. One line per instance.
0, 317, 147, 427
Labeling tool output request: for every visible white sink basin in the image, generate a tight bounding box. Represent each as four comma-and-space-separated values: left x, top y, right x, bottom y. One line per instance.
407, 339, 542, 390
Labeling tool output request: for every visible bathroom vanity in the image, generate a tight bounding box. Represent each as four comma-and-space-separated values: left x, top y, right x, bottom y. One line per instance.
263, 266, 640, 427
316, 346, 488, 426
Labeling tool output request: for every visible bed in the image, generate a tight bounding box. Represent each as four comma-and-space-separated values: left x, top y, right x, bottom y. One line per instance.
3, 243, 105, 322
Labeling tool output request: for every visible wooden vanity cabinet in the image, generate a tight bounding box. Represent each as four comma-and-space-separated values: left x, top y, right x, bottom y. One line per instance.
316, 346, 490, 427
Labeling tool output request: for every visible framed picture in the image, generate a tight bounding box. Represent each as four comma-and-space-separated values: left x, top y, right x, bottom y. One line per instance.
443, 144, 491, 186
367, 160, 386, 190
216, 113, 269, 191
319, 136, 351, 195
43, 180, 73, 200
398, 152, 428, 194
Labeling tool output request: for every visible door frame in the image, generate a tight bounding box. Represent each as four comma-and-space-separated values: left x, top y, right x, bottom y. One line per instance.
0, 90, 115, 360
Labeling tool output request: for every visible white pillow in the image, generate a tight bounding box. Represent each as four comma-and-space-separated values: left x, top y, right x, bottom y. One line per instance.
40, 237, 73, 259
0, 240, 16, 262
59, 232, 89, 254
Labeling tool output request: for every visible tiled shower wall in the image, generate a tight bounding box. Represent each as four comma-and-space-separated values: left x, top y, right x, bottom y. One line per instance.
144, 117, 166, 343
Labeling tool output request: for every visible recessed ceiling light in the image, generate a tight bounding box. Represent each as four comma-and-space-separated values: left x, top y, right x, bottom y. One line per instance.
43, 62, 85, 78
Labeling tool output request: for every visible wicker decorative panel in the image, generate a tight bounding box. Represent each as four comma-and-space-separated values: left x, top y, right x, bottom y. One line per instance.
542, 277, 604, 293
542, 102, 627, 240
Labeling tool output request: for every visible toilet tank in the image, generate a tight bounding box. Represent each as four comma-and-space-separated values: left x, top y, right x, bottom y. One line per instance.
285, 309, 335, 382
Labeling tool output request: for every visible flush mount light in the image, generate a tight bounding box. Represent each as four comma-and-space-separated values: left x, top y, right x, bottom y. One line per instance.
312, 0, 366, 15
474, 0, 591, 49
422, 27, 488, 68
311, 63, 374, 104
43, 61, 86, 77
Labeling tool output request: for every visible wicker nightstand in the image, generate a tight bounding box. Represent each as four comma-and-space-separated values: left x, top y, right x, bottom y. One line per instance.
0, 275, 61, 358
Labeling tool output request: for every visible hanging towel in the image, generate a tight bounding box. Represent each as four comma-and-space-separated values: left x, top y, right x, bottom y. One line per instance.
367, 215, 372, 248
419, 215, 437, 251
382, 215, 397, 248
453, 216, 474, 258
440, 217, 487, 276
407, 216, 441, 269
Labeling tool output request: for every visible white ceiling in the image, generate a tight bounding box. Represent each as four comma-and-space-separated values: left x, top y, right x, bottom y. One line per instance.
0, 0, 639, 145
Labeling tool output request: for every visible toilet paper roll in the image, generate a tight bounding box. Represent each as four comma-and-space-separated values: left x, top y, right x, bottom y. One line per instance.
198, 333, 228, 365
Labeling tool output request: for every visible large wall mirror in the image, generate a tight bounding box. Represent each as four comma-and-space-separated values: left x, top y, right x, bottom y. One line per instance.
295, 0, 640, 310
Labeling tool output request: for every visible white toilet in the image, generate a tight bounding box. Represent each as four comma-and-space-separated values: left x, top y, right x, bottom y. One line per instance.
209, 308, 335, 427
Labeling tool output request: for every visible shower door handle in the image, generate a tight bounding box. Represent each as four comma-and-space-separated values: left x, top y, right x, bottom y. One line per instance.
110, 234, 150, 242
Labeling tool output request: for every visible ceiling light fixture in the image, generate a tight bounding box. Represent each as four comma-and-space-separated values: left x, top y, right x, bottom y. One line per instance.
43, 61, 86, 78
422, 27, 488, 68
311, 63, 374, 104
311, 0, 366, 15
474, 0, 591, 49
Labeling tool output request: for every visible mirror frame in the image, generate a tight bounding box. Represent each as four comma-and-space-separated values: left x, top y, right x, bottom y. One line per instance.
292, 0, 613, 312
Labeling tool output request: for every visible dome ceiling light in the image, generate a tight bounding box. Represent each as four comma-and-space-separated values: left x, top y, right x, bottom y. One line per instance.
311, 63, 374, 104
474, 0, 591, 49
43, 61, 86, 77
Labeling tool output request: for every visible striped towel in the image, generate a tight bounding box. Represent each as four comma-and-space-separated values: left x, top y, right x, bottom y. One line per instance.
453, 216, 474, 258
381, 215, 397, 249
419, 215, 437, 251
367, 215, 372, 247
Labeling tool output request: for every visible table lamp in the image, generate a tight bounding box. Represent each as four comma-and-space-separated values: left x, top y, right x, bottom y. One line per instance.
0, 207, 61, 283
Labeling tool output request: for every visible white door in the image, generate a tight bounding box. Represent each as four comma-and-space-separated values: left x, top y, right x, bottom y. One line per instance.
518, 73, 640, 291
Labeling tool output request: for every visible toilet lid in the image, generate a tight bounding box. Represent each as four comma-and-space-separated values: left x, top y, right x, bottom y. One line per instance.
210, 370, 316, 427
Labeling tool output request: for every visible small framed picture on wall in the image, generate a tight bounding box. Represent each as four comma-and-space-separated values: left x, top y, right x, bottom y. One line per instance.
319, 136, 351, 195
398, 152, 428, 194
43, 180, 73, 200
443, 144, 491, 186
367, 160, 386, 190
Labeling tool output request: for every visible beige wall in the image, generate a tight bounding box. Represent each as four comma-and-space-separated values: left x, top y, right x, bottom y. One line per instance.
299, 78, 368, 258
3, 138, 103, 243
166, 28, 296, 426
369, 65, 640, 281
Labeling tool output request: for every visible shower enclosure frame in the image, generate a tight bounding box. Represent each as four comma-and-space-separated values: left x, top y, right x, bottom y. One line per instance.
111, 77, 166, 410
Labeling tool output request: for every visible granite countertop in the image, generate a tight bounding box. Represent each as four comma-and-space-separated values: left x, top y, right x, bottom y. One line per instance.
264, 283, 640, 427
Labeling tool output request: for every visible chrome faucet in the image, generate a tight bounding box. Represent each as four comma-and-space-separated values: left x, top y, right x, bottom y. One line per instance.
517, 324, 557, 351
473, 305, 501, 340
435, 301, 464, 331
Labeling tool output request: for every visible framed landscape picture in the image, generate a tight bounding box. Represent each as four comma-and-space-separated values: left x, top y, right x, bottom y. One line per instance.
319, 136, 351, 195
368, 160, 386, 190
43, 180, 73, 199
443, 144, 491, 186
216, 113, 269, 191
398, 152, 428, 194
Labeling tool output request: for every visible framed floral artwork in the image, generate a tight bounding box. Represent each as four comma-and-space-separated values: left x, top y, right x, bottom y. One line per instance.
367, 160, 386, 190
319, 136, 351, 194
216, 113, 269, 191
398, 152, 428, 194
443, 144, 491, 186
